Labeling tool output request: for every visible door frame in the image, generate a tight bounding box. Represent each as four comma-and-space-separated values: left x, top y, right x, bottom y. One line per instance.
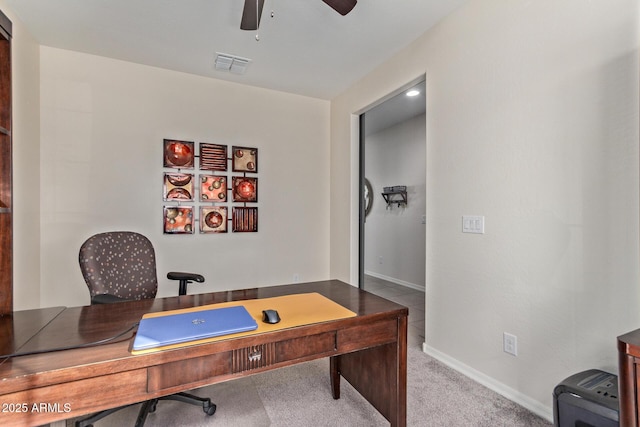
356, 75, 426, 290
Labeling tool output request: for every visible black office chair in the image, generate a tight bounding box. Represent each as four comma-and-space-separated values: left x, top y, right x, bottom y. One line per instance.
76, 231, 215, 427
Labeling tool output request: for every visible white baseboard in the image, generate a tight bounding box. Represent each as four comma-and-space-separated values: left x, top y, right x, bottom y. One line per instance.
364, 271, 425, 292
422, 343, 554, 423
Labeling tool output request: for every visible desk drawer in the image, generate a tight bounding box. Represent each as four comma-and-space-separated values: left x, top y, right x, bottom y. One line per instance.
275, 331, 336, 362
233, 331, 336, 373
147, 352, 231, 392
1, 370, 148, 427
337, 319, 397, 352
148, 331, 337, 391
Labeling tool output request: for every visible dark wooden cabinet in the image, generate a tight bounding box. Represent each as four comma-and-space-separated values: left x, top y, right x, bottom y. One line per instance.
0, 9, 11, 316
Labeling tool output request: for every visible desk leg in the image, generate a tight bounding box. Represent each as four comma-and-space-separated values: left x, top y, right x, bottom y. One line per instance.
618, 350, 638, 427
337, 317, 407, 427
330, 355, 341, 399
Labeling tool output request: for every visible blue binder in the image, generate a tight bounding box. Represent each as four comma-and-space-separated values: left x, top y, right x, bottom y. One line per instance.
133, 305, 258, 351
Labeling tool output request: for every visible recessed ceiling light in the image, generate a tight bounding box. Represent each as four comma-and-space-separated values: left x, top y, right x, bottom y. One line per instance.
406, 89, 420, 97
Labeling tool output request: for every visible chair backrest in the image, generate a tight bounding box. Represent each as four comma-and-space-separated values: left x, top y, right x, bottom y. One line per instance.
79, 231, 158, 301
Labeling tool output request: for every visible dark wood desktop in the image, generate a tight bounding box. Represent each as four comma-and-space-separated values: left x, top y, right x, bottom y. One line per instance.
0, 280, 408, 427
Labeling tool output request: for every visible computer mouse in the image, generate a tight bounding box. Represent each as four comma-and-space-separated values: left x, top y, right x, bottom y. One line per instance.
262, 309, 281, 324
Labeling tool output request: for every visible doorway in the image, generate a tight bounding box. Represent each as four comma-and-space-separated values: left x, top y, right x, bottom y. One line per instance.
358, 78, 427, 346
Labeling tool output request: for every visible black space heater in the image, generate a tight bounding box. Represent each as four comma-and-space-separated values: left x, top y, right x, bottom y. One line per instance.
553, 369, 619, 427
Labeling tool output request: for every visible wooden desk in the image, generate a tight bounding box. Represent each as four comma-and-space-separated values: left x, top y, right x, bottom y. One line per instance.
0, 280, 408, 426
618, 328, 640, 426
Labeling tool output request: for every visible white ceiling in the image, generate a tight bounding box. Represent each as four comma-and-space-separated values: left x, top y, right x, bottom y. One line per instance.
364, 80, 426, 137
5, 0, 465, 100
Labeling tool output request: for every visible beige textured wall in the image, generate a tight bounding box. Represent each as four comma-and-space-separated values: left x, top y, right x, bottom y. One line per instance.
38, 47, 330, 308
330, 0, 639, 419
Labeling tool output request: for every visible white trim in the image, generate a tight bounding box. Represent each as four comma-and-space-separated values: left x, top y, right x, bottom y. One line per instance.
350, 113, 360, 286
364, 270, 425, 292
422, 344, 554, 423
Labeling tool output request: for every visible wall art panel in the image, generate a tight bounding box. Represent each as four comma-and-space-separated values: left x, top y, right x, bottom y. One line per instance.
200, 143, 228, 171
164, 139, 194, 168
164, 173, 194, 201
232, 207, 258, 232
200, 206, 228, 233
232, 146, 258, 172
232, 177, 258, 202
163, 140, 258, 235
200, 175, 227, 202
163, 206, 194, 234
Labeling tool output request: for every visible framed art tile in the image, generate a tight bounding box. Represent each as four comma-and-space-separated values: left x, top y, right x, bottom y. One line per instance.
164, 139, 194, 168
200, 206, 228, 233
232, 207, 258, 232
200, 175, 227, 202
163, 206, 194, 234
164, 173, 194, 201
232, 146, 258, 173
232, 176, 258, 202
199, 143, 228, 171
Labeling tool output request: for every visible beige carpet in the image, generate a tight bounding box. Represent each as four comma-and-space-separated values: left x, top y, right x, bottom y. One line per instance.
68, 347, 552, 426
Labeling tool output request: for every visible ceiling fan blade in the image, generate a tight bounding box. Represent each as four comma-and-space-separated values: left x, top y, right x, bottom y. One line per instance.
321, 0, 357, 16
240, 0, 265, 31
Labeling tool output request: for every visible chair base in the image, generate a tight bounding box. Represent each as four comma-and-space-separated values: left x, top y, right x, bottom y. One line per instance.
75, 392, 216, 427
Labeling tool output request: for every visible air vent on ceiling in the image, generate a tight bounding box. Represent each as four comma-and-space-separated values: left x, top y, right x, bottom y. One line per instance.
214, 53, 251, 75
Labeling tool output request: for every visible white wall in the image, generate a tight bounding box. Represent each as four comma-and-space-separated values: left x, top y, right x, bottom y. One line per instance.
37, 47, 330, 308
330, 0, 639, 419
0, 0, 42, 309
364, 114, 426, 289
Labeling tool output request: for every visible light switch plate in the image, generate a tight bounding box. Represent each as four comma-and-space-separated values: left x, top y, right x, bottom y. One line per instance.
462, 215, 485, 234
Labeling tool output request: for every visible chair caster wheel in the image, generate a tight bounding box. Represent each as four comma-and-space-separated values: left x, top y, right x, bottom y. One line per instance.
204, 402, 217, 416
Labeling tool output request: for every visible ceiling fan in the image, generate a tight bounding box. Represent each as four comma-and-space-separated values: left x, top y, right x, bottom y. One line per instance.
241, 0, 357, 31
